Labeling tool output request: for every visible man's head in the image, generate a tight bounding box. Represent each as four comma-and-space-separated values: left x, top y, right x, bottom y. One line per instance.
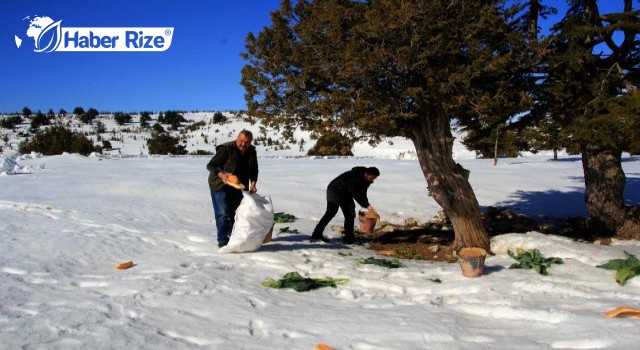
364, 167, 380, 183
235, 130, 253, 153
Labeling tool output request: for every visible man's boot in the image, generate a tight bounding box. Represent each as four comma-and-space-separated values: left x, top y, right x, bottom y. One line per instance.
310, 229, 330, 243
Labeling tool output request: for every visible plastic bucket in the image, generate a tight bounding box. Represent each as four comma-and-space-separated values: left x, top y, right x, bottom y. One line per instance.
458, 247, 488, 277
358, 212, 379, 234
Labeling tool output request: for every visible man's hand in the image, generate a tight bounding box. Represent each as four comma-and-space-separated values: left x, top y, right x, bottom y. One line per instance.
367, 205, 377, 214
218, 171, 230, 184
249, 181, 257, 193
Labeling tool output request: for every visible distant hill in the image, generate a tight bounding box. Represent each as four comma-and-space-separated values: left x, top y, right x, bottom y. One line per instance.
0, 111, 477, 159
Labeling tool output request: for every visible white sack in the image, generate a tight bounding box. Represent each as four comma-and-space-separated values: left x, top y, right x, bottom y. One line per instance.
219, 192, 274, 253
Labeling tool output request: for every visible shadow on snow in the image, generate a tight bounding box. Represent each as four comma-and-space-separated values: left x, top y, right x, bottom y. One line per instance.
493, 176, 640, 218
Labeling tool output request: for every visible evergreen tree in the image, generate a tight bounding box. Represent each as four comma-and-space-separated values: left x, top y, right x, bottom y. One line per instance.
241, 0, 535, 250
461, 0, 555, 158
462, 126, 524, 160
522, 114, 564, 160
139, 111, 152, 127
73, 106, 85, 116
86, 108, 100, 119
22, 106, 32, 118
541, 0, 640, 238
307, 131, 353, 156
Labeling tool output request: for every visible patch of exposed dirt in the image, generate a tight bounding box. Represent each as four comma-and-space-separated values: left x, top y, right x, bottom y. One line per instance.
357, 207, 614, 262
357, 225, 457, 262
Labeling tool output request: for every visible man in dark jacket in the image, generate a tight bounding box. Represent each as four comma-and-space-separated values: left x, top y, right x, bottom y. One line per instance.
311, 166, 379, 244
206, 130, 259, 247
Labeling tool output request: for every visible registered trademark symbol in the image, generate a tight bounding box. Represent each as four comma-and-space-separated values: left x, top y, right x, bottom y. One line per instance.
165, 29, 171, 36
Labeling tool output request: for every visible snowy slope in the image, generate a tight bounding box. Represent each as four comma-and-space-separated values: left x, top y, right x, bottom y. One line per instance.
1, 112, 476, 160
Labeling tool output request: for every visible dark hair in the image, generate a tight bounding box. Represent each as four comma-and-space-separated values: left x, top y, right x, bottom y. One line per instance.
239, 129, 253, 139
366, 167, 380, 176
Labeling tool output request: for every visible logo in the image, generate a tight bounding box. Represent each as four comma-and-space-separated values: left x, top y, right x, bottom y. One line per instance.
15, 15, 174, 53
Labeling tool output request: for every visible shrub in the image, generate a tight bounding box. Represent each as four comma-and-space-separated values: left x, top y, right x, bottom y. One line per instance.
185, 120, 206, 132
18, 125, 96, 156
213, 111, 227, 124
114, 112, 133, 125
139, 111, 152, 127
158, 110, 186, 126
152, 123, 165, 134
190, 149, 213, 155
1, 115, 23, 129
79, 113, 94, 124
30, 112, 49, 129
95, 121, 106, 134
147, 134, 187, 155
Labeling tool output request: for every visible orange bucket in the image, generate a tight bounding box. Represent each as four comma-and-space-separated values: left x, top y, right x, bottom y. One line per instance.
358, 211, 380, 233
458, 248, 488, 277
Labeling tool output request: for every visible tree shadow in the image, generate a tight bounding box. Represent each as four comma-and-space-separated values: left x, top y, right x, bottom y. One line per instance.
548, 157, 582, 162
494, 176, 639, 218
622, 156, 640, 163
259, 234, 346, 252
507, 157, 582, 166
494, 187, 589, 217
624, 176, 640, 204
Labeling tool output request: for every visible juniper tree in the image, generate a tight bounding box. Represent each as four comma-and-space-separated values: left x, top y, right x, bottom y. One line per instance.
542, 0, 640, 238
73, 107, 85, 116
461, 0, 555, 158
522, 114, 564, 160
241, 0, 535, 250
140, 111, 152, 127
22, 107, 32, 118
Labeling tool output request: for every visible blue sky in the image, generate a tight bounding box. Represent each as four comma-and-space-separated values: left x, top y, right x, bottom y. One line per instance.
0, 0, 281, 113
0, 0, 627, 114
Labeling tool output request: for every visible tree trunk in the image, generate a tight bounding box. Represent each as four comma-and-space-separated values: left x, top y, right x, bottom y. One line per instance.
411, 114, 490, 252
582, 144, 640, 239
493, 132, 499, 166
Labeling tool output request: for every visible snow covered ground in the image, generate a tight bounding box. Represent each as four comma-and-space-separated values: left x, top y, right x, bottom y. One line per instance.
1, 148, 639, 349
